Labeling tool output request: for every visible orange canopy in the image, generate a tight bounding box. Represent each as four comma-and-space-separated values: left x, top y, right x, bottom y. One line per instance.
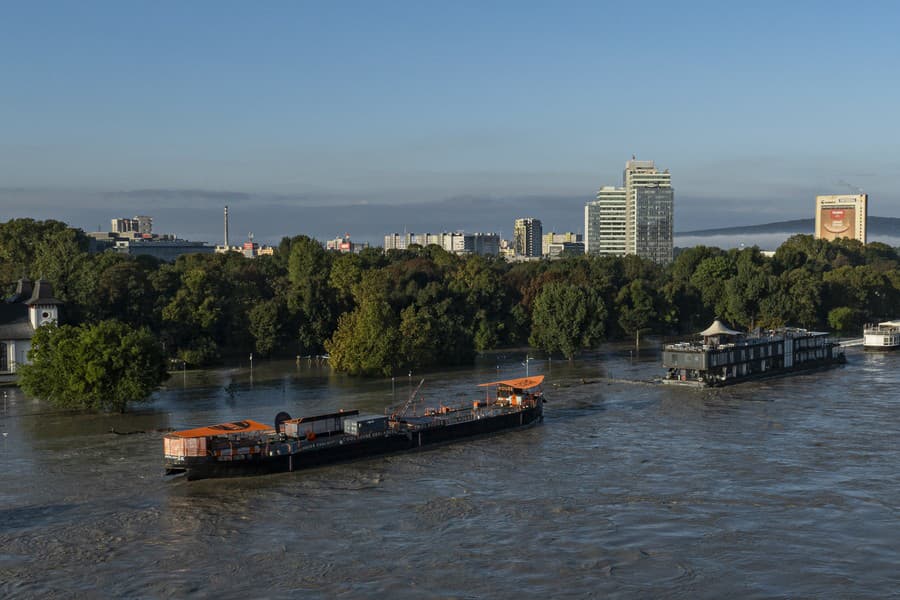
171, 419, 274, 439
478, 375, 545, 389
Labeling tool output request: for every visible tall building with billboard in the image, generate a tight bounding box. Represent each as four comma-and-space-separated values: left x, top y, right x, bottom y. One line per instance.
815, 194, 867, 243
585, 159, 673, 263
514, 218, 542, 257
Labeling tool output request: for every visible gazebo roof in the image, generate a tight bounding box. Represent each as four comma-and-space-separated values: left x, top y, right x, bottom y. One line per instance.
699, 319, 741, 337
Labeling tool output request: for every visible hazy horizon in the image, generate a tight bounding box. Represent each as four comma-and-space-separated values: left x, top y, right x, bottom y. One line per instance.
0, 184, 863, 248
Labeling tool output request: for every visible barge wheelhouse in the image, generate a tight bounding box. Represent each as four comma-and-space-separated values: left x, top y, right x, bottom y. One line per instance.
663, 319, 845, 387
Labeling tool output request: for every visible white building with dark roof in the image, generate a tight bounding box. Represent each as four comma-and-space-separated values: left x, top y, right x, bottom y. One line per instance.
0, 278, 61, 378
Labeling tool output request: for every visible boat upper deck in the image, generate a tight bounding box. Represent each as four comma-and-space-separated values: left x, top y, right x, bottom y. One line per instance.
864, 320, 900, 334
665, 328, 830, 354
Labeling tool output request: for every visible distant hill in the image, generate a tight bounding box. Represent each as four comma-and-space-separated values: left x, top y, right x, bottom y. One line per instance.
677, 216, 900, 238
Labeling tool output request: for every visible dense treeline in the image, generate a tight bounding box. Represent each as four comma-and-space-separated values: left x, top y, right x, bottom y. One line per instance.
4, 218, 899, 377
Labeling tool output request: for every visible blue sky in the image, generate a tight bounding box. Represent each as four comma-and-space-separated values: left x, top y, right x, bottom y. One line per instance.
2, 1, 899, 244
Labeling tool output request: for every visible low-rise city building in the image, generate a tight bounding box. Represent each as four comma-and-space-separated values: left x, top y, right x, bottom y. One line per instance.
326, 235, 370, 254
89, 214, 214, 261
542, 232, 582, 256
383, 231, 499, 256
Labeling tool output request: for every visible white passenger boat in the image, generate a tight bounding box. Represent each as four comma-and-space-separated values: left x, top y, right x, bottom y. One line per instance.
863, 321, 900, 350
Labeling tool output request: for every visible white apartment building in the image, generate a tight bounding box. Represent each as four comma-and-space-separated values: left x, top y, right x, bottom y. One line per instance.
383, 231, 499, 256
584, 186, 627, 256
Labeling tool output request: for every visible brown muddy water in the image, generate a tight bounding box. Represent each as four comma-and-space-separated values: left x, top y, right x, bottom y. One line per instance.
1, 346, 898, 598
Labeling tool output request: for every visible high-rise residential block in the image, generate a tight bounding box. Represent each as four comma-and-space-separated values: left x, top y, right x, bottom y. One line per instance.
624, 159, 673, 264
584, 186, 627, 256
585, 159, 673, 264
514, 218, 542, 257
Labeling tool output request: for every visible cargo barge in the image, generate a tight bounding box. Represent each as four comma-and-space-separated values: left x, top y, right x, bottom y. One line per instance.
164, 376, 544, 480
662, 319, 845, 387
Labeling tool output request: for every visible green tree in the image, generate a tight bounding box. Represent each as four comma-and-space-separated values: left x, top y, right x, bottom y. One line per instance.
827, 306, 864, 333
286, 235, 336, 354
399, 297, 475, 369
449, 256, 509, 351
325, 271, 401, 376
19, 321, 168, 412
690, 255, 734, 317
326, 298, 400, 377
529, 282, 606, 359
248, 298, 284, 357
87, 256, 159, 328
616, 279, 656, 347
722, 248, 770, 329
31, 226, 90, 302
0, 219, 76, 285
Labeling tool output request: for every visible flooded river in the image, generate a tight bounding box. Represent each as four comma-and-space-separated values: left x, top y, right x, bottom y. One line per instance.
1, 346, 899, 598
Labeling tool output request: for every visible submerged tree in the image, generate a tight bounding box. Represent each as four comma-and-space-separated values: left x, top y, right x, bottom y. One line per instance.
529, 282, 606, 359
325, 271, 401, 376
19, 320, 169, 412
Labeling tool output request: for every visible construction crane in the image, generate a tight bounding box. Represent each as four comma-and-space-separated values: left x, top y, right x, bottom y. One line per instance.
392, 378, 425, 419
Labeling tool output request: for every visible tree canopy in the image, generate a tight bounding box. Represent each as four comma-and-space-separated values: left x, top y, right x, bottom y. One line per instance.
2, 218, 898, 380
19, 320, 169, 412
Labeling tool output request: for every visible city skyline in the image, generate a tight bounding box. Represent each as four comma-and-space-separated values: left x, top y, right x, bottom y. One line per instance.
3, 3, 900, 246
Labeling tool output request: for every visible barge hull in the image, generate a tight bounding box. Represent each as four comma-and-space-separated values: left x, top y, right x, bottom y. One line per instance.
662, 357, 845, 388
179, 405, 542, 481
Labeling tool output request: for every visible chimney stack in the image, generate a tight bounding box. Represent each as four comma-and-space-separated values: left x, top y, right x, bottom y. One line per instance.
224, 206, 230, 248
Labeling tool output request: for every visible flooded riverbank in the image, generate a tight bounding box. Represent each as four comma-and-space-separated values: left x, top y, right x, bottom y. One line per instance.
2, 346, 898, 598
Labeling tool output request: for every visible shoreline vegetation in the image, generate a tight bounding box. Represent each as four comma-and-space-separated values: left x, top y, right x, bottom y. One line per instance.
5, 218, 898, 409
